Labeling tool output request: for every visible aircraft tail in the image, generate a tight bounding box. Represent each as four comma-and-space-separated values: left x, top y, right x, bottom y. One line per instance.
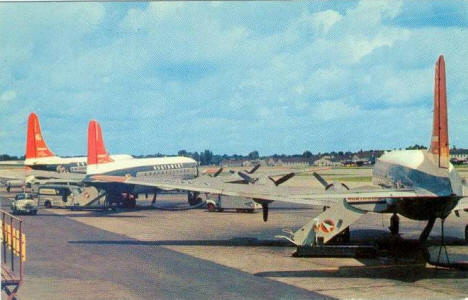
87, 120, 114, 166
25, 113, 55, 160
429, 55, 449, 169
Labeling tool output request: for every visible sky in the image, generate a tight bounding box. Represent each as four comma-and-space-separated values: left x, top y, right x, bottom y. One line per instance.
1, 1, 467, 157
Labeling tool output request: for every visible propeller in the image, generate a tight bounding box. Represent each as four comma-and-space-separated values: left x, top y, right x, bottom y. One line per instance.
245, 164, 261, 174
253, 199, 272, 222
237, 171, 257, 184
312, 172, 329, 188
262, 203, 269, 222
212, 167, 223, 177
268, 172, 295, 186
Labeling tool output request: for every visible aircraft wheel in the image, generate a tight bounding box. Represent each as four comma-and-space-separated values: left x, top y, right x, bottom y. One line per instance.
207, 203, 216, 212
127, 199, 136, 209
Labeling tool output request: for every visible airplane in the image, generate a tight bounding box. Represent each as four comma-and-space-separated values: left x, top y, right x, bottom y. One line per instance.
84, 120, 201, 207
25, 112, 132, 173
0, 113, 133, 190
84, 120, 308, 208
86, 55, 468, 249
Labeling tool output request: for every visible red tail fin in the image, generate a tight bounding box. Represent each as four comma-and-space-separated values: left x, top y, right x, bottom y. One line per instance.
25, 113, 55, 159
429, 55, 449, 168
87, 120, 114, 165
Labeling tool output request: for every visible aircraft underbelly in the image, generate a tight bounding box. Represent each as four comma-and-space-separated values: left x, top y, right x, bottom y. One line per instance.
396, 196, 459, 220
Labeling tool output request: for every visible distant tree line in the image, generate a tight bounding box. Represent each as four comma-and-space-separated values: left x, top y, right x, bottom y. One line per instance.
0, 154, 24, 161
3, 144, 468, 164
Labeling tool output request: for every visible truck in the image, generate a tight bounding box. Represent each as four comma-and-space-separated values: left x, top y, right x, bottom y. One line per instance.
37, 184, 84, 208
205, 195, 261, 213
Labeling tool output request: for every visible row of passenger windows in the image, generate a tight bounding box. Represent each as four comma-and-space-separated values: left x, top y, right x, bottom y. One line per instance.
140, 168, 195, 176
153, 163, 186, 170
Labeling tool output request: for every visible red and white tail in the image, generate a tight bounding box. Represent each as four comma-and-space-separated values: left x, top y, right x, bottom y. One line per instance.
87, 120, 114, 166
429, 55, 449, 169
25, 112, 55, 160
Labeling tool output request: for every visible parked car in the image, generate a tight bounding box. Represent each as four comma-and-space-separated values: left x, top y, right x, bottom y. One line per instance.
11, 193, 38, 215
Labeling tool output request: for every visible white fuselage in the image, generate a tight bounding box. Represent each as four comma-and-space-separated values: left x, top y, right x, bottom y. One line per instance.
86, 156, 198, 179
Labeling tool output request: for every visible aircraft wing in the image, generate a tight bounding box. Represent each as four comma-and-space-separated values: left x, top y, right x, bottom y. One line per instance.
86, 175, 427, 207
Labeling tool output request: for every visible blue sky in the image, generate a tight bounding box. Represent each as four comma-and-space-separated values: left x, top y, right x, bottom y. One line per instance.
1, 1, 467, 156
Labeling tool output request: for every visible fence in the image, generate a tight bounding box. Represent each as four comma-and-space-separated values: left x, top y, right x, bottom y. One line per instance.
1, 210, 26, 300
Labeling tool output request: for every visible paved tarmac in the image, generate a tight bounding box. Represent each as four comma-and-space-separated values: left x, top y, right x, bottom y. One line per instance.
0, 194, 328, 300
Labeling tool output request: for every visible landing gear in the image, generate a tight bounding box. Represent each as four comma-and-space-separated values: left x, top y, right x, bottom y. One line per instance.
436, 218, 450, 265
465, 225, 468, 243
207, 203, 216, 212
419, 217, 436, 242
151, 193, 157, 207
329, 227, 350, 244
188, 192, 202, 206
389, 213, 400, 235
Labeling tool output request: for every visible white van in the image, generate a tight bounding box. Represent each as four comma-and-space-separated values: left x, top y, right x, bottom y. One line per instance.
38, 184, 83, 208
205, 195, 261, 213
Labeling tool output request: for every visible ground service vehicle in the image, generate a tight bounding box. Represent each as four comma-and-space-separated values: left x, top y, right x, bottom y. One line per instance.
38, 184, 83, 208
205, 195, 261, 213
30, 179, 82, 196
11, 193, 38, 215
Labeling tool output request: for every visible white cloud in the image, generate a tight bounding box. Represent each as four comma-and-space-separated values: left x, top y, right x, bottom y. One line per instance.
0, 90, 16, 105
0, 1, 467, 155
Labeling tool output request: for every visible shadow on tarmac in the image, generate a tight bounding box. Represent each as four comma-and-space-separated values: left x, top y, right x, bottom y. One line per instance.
254, 265, 468, 283
68, 237, 294, 247
37, 212, 146, 218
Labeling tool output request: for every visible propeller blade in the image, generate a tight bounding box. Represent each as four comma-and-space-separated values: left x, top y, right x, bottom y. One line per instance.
312, 172, 329, 188
247, 164, 261, 174
212, 167, 223, 177
262, 203, 269, 222
270, 172, 295, 186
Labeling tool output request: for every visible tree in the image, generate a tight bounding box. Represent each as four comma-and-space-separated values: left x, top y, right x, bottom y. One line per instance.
248, 151, 259, 160
302, 151, 313, 158
178, 150, 188, 157
406, 144, 427, 150
192, 152, 200, 162
200, 149, 213, 165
